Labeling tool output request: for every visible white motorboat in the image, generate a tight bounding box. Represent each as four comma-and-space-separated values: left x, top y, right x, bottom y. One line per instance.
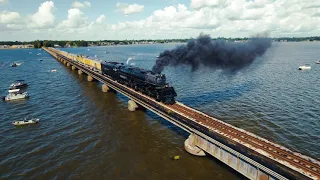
11, 62, 18, 67
51, 69, 57, 72
298, 64, 311, 70
316, 60, 320, 64
11, 62, 22, 67
9, 80, 28, 89
3, 89, 29, 101
12, 118, 39, 126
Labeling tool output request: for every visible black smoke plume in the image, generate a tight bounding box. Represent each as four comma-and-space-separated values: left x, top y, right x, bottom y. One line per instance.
152, 34, 272, 73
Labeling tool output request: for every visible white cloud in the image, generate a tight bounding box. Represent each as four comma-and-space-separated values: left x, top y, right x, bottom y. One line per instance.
0, 11, 21, 24
58, 8, 87, 29
301, 1, 320, 9
1, 1, 55, 31
0, 0, 8, 5
110, 0, 320, 39
1, 0, 320, 40
29, 1, 55, 28
112, 4, 221, 32
245, 0, 273, 9
190, 0, 228, 9
0, 11, 23, 31
84, 1, 91, 7
116, 3, 144, 15
72, 1, 91, 9
95, 14, 105, 24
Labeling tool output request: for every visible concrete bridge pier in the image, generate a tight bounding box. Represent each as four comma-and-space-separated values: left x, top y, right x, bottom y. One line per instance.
87, 75, 94, 82
102, 84, 110, 92
184, 134, 206, 156
128, 100, 139, 111
67, 63, 70, 67
78, 70, 83, 75
63, 60, 67, 64
72, 66, 76, 70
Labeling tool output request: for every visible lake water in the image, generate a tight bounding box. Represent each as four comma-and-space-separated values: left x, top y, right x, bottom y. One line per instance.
0, 42, 319, 179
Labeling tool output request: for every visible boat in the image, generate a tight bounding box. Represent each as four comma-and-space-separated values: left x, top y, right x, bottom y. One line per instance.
9, 80, 28, 89
3, 89, 29, 101
51, 69, 57, 72
11, 62, 22, 67
11, 62, 17, 67
298, 64, 311, 70
37, 53, 41, 56
12, 118, 39, 126
316, 60, 320, 64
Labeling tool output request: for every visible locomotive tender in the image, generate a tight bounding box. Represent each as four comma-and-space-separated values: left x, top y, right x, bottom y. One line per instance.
53, 48, 177, 104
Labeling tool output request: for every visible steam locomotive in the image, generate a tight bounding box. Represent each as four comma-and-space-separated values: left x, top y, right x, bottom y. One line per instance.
101, 62, 177, 104
52, 48, 177, 104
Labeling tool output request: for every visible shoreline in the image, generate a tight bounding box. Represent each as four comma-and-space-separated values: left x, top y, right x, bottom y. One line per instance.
1, 41, 320, 50
0, 47, 34, 50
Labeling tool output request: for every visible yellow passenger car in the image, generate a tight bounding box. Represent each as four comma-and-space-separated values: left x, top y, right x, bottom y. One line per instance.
67, 53, 76, 61
60, 50, 68, 57
82, 57, 102, 70
76, 55, 85, 64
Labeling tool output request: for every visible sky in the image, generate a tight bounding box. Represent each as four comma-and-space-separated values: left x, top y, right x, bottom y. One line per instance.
0, 0, 319, 41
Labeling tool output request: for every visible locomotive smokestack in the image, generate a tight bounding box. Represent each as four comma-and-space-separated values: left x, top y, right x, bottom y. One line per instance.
152, 33, 272, 73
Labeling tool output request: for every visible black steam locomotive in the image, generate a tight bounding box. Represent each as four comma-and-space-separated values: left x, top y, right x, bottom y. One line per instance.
101, 62, 177, 104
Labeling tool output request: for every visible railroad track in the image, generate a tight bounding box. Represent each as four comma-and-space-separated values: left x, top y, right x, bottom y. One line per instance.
168, 103, 320, 179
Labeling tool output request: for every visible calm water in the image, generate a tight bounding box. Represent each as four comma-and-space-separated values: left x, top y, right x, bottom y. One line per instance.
0, 42, 319, 179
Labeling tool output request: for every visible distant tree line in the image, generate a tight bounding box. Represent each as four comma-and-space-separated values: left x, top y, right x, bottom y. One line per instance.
0, 41, 33, 46
1, 36, 320, 48
272, 36, 320, 42
33, 40, 88, 48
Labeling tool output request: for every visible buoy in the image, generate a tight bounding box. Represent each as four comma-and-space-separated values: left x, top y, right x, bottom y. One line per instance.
173, 156, 180, 160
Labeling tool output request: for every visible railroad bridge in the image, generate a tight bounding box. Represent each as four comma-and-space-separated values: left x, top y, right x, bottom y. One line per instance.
43, 47, 319, 180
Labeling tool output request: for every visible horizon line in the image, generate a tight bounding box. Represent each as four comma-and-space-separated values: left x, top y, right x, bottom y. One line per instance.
1, 36, 320, 42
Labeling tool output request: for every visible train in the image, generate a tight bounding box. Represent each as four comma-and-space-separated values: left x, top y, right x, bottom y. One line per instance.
50, 48, 177, 104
